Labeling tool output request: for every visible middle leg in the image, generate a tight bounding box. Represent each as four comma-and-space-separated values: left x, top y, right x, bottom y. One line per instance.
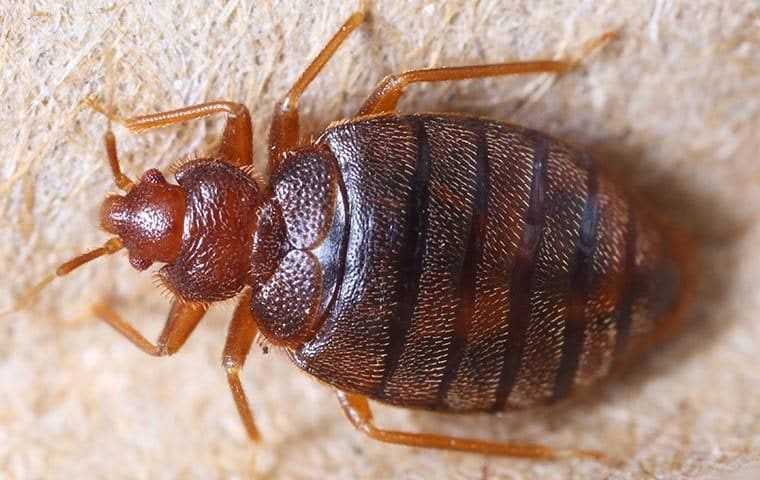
267, 9, 367, 171
222, 290, 260, 441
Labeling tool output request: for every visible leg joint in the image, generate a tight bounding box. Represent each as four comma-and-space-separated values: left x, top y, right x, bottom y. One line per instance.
224, 361, 241, 374
378, 74, 407, 94
156, 344, 173, 356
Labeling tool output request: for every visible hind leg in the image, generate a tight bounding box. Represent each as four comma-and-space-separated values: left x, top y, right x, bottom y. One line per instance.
357, 32, 616, 116
336, 391, 606, 462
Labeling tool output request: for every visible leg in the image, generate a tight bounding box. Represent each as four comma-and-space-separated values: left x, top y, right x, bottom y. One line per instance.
222, 290, 260, 441
124, 102, 253, 167
358, 32, 617, 116
336, 391, 606, 462
104, 129, 134, 191
85, 97, 253, 167
268, 9, 367, 171
82, 97, 135, 191
92, 299, 207, 356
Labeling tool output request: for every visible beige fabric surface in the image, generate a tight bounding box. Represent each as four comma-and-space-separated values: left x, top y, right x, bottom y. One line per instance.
2, 1, 760, 479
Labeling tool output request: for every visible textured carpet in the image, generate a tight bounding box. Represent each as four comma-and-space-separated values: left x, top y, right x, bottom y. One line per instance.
1, 1, 759, 479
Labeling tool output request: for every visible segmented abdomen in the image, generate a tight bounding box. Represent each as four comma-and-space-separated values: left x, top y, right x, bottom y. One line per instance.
292, 113, 685, 412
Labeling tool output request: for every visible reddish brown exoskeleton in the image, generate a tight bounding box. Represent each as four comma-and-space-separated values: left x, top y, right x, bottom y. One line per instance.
43, 9, 695, 461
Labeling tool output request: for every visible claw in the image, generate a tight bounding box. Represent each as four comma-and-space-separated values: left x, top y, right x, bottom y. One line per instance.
81, 95, 125, 125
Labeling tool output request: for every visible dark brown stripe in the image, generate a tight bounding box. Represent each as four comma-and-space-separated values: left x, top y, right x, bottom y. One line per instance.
322, 150, 351, 327
376, 117, 432, 397
492, 132, 550, 411
613, 210, 638, 359
437, 121, 490, 403
552, 158, 600, 401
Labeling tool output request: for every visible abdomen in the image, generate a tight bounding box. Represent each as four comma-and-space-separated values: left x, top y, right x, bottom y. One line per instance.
291, 113, 691, 412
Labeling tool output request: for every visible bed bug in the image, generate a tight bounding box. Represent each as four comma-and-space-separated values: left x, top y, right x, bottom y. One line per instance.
42, 8, 695, 461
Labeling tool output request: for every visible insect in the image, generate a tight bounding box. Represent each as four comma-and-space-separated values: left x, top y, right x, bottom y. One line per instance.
43, 8, 695, 461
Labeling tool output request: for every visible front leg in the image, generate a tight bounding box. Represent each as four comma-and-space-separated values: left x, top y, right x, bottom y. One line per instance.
86, 98, 253, 167
92, 299, 207, 356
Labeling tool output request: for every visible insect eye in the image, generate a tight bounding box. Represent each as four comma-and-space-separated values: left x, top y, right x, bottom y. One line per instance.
140, 169, 165, 184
